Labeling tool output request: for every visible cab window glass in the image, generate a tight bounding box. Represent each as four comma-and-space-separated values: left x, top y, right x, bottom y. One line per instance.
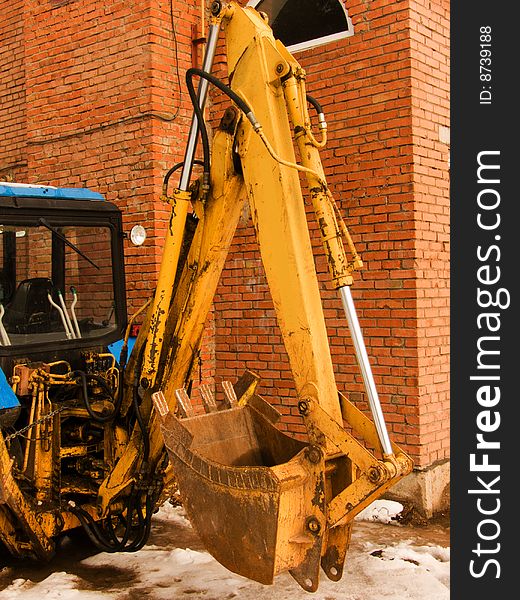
0, 224, 116, 346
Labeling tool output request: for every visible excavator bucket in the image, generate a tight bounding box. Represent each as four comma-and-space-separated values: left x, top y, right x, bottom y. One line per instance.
152, 375, 412, 592
155, 391, 328, 591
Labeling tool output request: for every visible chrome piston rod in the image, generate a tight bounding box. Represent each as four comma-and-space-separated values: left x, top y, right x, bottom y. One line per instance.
339, 285, 393, 456
178, 23, 220, 192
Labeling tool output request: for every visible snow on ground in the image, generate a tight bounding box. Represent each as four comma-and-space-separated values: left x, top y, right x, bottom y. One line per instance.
0, 500, 449, 599
354, 499, 403, 524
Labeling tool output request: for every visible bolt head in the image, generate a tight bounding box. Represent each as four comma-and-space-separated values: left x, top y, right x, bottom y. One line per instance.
298, 400, 309, 415
210, 1, 222, 16
305, 445, 322, 464
368, 466, 382, 483
306, 516, 321, 534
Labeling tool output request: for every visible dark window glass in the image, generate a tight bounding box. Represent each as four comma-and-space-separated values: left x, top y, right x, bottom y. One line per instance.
0, 224, 116, 346
252, 0, 352, 49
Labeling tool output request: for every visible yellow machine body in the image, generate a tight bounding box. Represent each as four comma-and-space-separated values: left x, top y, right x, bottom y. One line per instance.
0, 1, 412, 592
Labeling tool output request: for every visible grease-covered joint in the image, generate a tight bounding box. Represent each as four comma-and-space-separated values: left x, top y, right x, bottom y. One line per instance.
305, 445, 323, 464
163, 188, 193, 208
368, 465, 387, 484
189, 179, 200, 202
218, 2, 236, 23
298, 399, 310, 416
210, 0, 222, 16
382, 452, 414, 480
293, 125, 306, 140
349, 256, 364, 272
306, 516, 321, 535
385, 452, 414, 478
201, 172, 211, 195
220, 105, 240, 133
293, 66, 306, 81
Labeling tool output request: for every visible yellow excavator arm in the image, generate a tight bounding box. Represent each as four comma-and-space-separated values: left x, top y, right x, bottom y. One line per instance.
105, 1, 413, 591
0, 1, 412, 591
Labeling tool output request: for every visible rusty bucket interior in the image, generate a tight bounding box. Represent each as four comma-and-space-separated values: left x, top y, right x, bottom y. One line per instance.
157, 391, 336, 592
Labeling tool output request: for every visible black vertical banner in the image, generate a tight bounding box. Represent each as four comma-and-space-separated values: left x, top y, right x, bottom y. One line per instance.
452, 3, 517, 598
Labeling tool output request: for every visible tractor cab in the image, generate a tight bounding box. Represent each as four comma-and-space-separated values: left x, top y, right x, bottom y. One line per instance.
0, 183, 127, 363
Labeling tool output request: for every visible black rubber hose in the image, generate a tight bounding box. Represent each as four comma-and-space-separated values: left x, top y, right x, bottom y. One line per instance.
185, 68, 256, 189
105, 496, 140, 550
87, 372, 116, 399
186, 68, 252, 117
72, 370, 117, 423
163, 159, 205, 196
69, 505, 121, 552
125, 493, 154, 552
104, 490, 152, 553
70, 493, 148, 554
306, 93, 323, 115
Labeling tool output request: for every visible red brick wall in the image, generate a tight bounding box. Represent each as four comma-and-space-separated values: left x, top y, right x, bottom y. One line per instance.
0, 0, 215, 397
409, 0, 450, 466
0, 0, 27, 181
1, 0, 201, 311
0, 0, 450, 469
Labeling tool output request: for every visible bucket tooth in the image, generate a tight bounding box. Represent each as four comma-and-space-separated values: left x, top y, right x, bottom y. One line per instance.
199, 384, 218, 414
233, 369, 260, 406
221, 380, 238, 408
175, 388, 195, 418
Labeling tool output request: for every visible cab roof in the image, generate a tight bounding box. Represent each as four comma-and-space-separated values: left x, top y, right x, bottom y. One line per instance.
0, 182, 104, 201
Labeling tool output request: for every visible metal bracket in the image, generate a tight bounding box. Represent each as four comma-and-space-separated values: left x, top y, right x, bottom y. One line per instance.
299, 396, 413, 527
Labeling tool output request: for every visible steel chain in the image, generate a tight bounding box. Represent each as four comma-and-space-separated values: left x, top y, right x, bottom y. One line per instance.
3, 405, 67, 443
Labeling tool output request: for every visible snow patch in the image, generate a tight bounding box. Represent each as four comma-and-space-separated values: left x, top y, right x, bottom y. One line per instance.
153, 502, 192, 528
0, 572, 104, 600
0, 501, 449, 600
355, 499, 404, 523
364, 540, 450, 589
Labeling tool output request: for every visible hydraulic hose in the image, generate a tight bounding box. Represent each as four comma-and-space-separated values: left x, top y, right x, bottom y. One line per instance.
163, 159, 205, 197
68, 494, 150, 553
72, 370, 122, 423
185, 68, 257, 189
187, 68, 252, 116
72, 506, 122, 552
69, 346, 156, 553
186, 68, 326, 185
305, 93, 327, 147
306, 93, 323, 115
